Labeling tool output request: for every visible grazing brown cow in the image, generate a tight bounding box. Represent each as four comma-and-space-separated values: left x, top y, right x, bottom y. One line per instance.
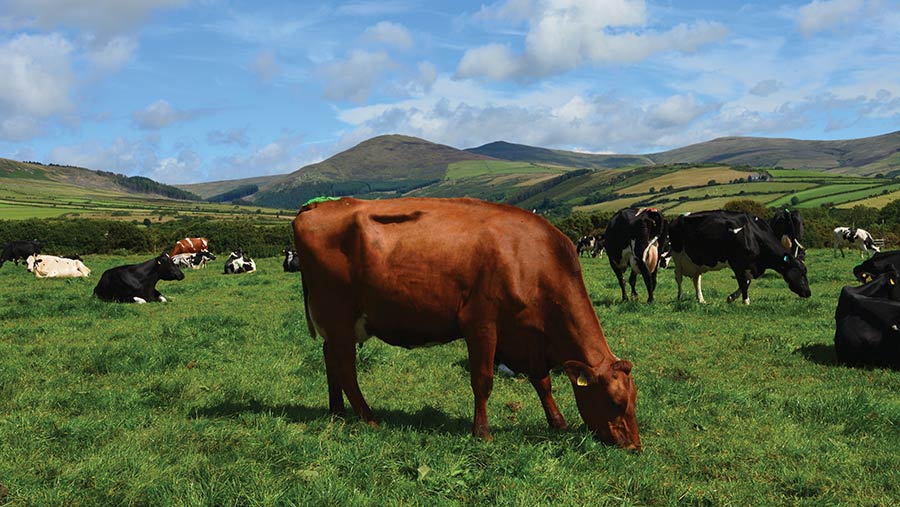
292, 197, 641, 450
170, 237, 209, 256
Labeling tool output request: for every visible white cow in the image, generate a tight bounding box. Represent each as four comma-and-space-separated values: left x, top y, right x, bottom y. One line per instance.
171, 250, 216, 270
26, 254, 91, 278
833, 227, 880, 258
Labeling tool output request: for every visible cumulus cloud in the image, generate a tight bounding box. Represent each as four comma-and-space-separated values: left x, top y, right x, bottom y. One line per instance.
456, 0, 726, 80
0, 115, 46, 142
211, 133, 329, 181
144, 147, 203, 184
0, 33, 75, 118
320, 49, 395, 103
132, 100, 206, 130
85, 35, 138, 71
48, 137, 161, 176
362, 21, 413, 49
796, 0, 867, 35
749, 79, 780, 97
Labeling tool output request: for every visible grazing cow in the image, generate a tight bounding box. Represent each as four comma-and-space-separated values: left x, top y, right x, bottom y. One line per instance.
170, 237, 210, 257
224, 250, 256, 274
576, 235, 596, 257
93, 253, 185, 303
604, 208, 669, 303
854, 250, 900, 283
293, 197, 641, 449
769, 208, 806, 260
172, 250, 216, 270
25, 254, 91, 278
833, 227, 880, 258
669, 210, 811, 304
834, 268, 900, 368
283, 248, 301, 272
590, 234, 606, 259
1, 240, 41, 268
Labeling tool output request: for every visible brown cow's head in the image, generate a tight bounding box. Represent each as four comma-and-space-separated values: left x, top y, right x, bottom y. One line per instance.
564, 359, 641, 451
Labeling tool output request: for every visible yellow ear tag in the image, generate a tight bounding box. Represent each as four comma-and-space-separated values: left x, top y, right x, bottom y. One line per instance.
891, 278, 896, 286
576, 374, 589, 387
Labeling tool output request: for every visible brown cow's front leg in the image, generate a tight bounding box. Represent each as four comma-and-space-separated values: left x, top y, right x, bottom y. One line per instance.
326, 334, 376, 427
465, 327, 497, 440
529, 374, 568, 429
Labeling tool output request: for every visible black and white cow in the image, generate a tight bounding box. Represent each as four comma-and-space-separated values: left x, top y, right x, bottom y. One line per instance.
283, 248, 301, 272
669, 210, 811, 304
224, 250, 256, 274
853, 250, 900, 283
93, 253, 185, 303
605, 208, 669, 303
833, 227, 880, 258
172, 250, 216, 270
590, 234, 606, 259
576, 235, 596, 258
834, 268, 900, 368
1, 240, 41, 268
769, 208, 805, 261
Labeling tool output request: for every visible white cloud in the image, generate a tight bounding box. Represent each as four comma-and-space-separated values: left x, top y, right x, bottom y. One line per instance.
320, 49, 396, 103
85, 35, 138, 71
132, 100, 207, 130
0, 115, 46, 142
0, 33, 75, 118
457, 0, 726, 80
251, 50, 281, 83
362, 21, 413, 49
145, 147, 202, 184
48, 137, 161, 176
211, 133, 328, 181
796, 0, 866, 35
1, 0, 190, 37
337, 1, 413, 17
207, 127, 251, 148
749, 79, 780, 97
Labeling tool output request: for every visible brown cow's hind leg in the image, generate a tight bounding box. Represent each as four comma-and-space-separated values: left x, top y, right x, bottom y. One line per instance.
324, 334, 377, 427
464, 325, 498, 440
322, 341, 344, 416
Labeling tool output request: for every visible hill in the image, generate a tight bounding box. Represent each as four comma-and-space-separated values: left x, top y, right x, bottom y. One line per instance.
466, 141, 653, 169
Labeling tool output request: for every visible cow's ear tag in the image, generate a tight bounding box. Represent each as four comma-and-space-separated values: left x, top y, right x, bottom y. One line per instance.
891, 278, 896, 286
783, 255, 789, 263
576, 373, 590, 387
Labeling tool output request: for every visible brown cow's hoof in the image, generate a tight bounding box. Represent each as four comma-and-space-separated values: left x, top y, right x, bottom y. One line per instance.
472, 426, 492, 441
365, 419, 380, 428
548, 417, 569, 430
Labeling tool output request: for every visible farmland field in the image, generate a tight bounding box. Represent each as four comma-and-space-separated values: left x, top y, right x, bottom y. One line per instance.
445, 160, 563, 180
1, 250, 897, 506
616, 167, 753, 195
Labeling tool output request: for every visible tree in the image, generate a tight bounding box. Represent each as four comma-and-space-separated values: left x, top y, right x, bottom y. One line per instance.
723, 199, 770, 218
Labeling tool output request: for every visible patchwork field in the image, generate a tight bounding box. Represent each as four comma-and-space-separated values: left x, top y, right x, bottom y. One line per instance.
1, 251, 897, 506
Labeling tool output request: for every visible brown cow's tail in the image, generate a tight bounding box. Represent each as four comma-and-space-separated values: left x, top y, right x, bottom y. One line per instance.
301, 275, 317, 340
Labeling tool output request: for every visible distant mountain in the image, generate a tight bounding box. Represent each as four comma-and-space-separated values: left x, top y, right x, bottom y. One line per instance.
251, 134, 496, 208
0, 158, 200, 200
467, 141, 653, 169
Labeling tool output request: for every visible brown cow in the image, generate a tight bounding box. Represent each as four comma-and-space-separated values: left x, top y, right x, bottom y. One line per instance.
170, 237, 209, 257
292, 197, 641, 449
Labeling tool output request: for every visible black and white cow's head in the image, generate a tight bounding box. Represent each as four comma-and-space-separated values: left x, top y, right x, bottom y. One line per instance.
778, 254, 811, 298
157, 252, 185, 281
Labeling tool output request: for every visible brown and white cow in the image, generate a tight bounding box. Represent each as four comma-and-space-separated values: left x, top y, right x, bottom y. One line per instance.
26, 254, 91, 278
170, 237, 209, 257
292, 197, 641, 449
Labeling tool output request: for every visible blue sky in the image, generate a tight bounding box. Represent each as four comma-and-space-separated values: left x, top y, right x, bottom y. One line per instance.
0, 0, 898, 183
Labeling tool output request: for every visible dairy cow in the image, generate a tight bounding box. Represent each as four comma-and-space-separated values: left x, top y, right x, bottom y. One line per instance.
94, 253, 185, 303
170, 237, 210, 257
670, 210, 811, 304
604, 208, 669, 303
172, 250, 216, 270
1, 240, 41, 268
293, 197, 641, 449
834, 268, 900, 368
26, 254, 91, 278
283, 248, 301, 272
833, 227, 879, 258
854, 250, 900, 283
224, 250, 256, 274
769, 208, 805, 261
576, 235, 596, 258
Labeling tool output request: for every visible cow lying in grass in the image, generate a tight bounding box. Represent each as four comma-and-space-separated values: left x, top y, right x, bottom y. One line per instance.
835, 268, 900, 368
94, 253, 184, 303
172, 250, 216, 270
224, 250, 256, 274
26, 254, 91, 278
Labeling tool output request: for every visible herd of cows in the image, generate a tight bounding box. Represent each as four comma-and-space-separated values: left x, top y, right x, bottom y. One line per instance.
2, 196, 898, 450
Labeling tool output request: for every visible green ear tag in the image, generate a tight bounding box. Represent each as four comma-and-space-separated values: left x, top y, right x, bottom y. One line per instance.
783, 255, 789, 262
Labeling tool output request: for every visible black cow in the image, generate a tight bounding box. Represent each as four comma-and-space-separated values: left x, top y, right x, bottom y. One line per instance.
283, 248, 301, 272
93, 253, 185, 303
769, 208, 805, 260
1, 240, 41, 268
853, 250, 900, 283
605, 208, 669, 303
669, 210, 810, 304
834, 268, 900, 368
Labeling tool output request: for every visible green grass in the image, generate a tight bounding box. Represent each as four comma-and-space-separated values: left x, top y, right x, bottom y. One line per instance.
800, 182, 900, 208
1, 251, 897, 505
445, 160, 563, 180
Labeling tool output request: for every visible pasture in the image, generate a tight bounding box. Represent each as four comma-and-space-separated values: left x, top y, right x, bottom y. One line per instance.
1, 250, 897, 506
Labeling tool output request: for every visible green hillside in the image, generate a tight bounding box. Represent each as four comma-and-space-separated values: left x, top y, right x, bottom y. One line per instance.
467, 141, 653, 169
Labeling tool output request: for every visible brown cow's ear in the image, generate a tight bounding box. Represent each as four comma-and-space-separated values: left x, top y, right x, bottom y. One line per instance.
612, 360, 633, 375
563, 360, 599, 387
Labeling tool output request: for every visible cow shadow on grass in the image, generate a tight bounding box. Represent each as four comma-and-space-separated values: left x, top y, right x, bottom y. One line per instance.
190, 400, 470, 434
795, 343, 838, 366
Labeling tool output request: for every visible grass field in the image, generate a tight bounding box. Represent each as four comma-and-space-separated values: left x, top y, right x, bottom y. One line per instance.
1, 250, 897, 506
445, 160, 563, 180
616, 167, 752, 195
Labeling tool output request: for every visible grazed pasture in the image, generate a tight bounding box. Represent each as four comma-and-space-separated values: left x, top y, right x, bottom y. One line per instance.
0, 251, 897, 506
